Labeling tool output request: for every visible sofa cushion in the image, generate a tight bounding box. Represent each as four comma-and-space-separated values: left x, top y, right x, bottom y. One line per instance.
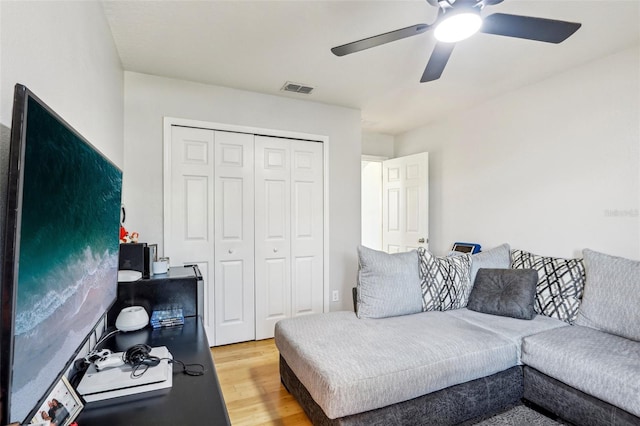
511, 249, 585, 323
356, 245, 422, 319
445, 308, 568, 362
467, 268, 538, 320
418, 248, 472, 311
522, 325, 640, 417
575, 249, 640, 341
275, 310, 518, 419
469, 243, 511, 286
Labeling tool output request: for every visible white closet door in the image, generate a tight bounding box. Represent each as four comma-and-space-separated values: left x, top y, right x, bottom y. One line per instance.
166, 124, 324, 345
290, 141, 324, 318
166, 126, 215, 340
213, 131, 255, 345
382, 152, 429, 253
254, 136, 292, 339
255, 136, 324, 339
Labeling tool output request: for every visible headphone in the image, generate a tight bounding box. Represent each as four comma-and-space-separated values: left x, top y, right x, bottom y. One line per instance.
123, 344, 161, 367
123, 343, 205, 378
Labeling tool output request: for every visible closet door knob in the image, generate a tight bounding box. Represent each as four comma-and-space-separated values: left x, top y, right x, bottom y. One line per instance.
273, 248, 278, 253
228, 249, 234, 254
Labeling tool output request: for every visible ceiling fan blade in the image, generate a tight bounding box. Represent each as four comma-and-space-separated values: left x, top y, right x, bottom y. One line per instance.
480, 13, 581, 44
331, 23, 431, 56
421, 42, 455, 82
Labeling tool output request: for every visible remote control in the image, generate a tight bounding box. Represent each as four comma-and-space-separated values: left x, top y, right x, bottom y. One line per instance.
95, 353, 125, 371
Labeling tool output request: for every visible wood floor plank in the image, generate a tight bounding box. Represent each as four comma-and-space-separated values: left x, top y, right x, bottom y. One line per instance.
212, 339, 312, 426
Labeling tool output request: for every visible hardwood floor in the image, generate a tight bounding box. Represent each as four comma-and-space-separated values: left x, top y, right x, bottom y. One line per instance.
211, 339, 312, 426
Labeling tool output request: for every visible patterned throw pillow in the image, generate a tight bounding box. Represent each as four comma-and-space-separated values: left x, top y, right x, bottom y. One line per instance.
511, 249, 586, 323
418, 248, 472, 311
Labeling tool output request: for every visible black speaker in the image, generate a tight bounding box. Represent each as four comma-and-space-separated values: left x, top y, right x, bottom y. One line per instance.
119, 243, 147, 275
143, 246, 152, 279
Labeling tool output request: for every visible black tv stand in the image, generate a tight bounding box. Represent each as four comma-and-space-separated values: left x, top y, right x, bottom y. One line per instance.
78, 317, 229, 424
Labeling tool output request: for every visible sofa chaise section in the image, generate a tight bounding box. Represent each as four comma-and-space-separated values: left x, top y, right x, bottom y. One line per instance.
275, 311, 515, 420
279, 355, 523, 426
275, 309, 566, 422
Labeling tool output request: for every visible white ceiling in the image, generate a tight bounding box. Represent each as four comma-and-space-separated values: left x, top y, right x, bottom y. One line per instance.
102, 0, 640, 135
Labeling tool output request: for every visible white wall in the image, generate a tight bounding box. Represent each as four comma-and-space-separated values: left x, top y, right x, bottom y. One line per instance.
362, 131, 394, 157
0, 2, 123, 423
0, 1, 124, 166
122, 72, 361, 310
0, 1, 124, 280
361, 161, 383, 250
395, 46, 640, 260
361, 132, 393, 252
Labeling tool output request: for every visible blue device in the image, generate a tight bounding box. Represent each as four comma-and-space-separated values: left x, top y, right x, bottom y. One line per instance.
451, 242, 482, 254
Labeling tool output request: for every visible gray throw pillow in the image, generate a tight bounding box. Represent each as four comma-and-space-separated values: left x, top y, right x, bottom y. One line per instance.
467, 268, 538, 320
469, 243, 511, 285
575, 249, 640, 341
356, 245, 422, 319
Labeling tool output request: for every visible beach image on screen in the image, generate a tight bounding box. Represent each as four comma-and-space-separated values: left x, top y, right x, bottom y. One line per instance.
10, 98, 122, 422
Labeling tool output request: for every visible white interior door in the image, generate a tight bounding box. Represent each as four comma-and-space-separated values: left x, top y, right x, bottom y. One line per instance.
254, 136, 324, 339
254, 136, 291, 339
290, 140, 324, 319
213, 131, 255, 345
166, 126, 215, 340
382, 152, 429, 253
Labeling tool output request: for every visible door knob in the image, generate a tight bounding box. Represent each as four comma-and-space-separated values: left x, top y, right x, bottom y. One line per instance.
228, 249, 234, 254
273, 248, 278, 253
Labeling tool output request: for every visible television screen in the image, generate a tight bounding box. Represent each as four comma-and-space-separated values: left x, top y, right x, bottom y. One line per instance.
1, 84, 122, 424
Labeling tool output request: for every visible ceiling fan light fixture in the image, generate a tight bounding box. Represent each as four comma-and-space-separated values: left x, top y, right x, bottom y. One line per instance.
434, 10, 483, 43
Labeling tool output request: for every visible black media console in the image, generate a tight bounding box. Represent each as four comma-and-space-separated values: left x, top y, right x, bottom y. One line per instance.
109, 265, 204, 322
77, 266, 230, 425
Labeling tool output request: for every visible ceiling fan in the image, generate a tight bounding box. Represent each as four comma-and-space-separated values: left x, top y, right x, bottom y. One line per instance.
331, 0, 582, 82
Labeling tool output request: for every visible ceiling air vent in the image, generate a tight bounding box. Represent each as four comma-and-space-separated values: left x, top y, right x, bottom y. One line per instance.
281, 81, 314, 95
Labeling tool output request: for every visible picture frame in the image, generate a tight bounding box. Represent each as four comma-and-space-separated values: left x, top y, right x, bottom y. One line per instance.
30, 376, 83, 426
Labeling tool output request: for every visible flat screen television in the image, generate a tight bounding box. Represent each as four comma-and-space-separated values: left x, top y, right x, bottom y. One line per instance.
1, 84, 123, 424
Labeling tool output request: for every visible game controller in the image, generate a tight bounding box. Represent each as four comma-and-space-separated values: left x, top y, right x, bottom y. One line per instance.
85, 348, 112, 363
95, 353, 125, 371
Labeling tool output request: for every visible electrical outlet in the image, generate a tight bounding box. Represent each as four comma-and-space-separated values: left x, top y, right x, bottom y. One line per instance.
332, 290, 339, 302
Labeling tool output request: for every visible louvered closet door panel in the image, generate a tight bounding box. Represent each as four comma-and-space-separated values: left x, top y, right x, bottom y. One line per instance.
213, 131, 255, 346
168, 126, 215, 340
291, 141, 324, 317
255, 136, 292, 340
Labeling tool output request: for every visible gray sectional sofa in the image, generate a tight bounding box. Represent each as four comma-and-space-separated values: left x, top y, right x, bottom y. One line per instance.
275, 244, 640, 425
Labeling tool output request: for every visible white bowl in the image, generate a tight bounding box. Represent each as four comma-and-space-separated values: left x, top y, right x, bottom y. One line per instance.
115, 306, 149, 332
118, 270, 142, 282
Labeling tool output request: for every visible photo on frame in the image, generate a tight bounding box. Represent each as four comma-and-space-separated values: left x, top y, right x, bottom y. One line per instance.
30, 376, 83, 426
